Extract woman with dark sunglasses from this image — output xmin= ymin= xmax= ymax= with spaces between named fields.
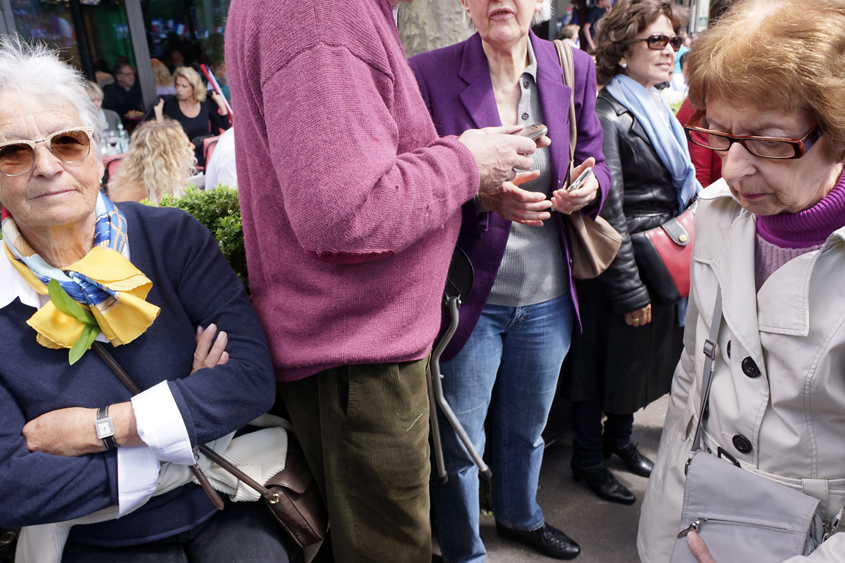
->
xmin=0 ymin=39 xmax=300 ymax=563
xmin=559 ymin=0 xmax=699 ymax=506
xmin=640 ymin=0 xmax=845 ymax=560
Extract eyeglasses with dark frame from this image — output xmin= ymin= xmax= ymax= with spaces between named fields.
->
xmin=684 ymin=112 xmax=822 ymax=160
xmin=630 ymin=34 xmax=683 ymax=52
xmin=0 ymin=127 xmax=95 ymax=177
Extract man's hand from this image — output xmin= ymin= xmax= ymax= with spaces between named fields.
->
xmin=552 ymin=157 xmax=599 ymax=214
xmin=459 ymin=125 xmax=550 ymax=193
xmin=478 ymin=170 xmax=552 ymax=226
xmin=688 ymin=532 xmax=717 ymax=563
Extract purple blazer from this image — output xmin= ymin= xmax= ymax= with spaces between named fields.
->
xmin=409 ymin=31 xmax=611 ymax=361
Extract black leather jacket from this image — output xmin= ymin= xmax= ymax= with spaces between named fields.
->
xmin=594 ymin=89 xmax=679 ymax=315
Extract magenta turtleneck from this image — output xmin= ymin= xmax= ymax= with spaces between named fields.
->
xmin=757 ymin=171 xmax=845 ymax=248
xmin=754 ymin=171 xmax=845 ymax=290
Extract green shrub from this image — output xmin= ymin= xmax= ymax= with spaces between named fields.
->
xmin=157 ymin=186 xmax=249 ymax=292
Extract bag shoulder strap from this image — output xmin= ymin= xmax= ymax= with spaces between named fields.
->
xmin=690 ymin=286 xmax=723 ymax=455
xmin=553 ymin=39 xmax=578 ymax=184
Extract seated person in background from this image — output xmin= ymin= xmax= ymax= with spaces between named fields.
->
xmin=151 ymin=58 xmax=176 ymax=96
xmin=557 ymin=24 xmax=581 ymax=49
xmin=204 ymin=127 xmax=237 ymax=189
xmin=83 ymin=81 xmax=120 ymax=134
xmin=109 ymin=119 xmax=196 ymax=204
xmin=153 ymin=66 xmax=229 ymax=166
xmin=94 ymin=60 xmax=113 ymax=88
xmin=0 ymin=38 xmax=300 ymax=563
xmin=102 ymin=62 xmax=143 ymax=119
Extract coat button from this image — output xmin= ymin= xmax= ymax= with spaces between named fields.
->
xmin=521 ymin=112 xmax=529 ymax=121
xmin=726 ymin=340 xmax=731 ymax=359
xmin=741 ymin=357 xmax=761 ymax=378
xmin=733 ymin=435 xmax=753 ymax=454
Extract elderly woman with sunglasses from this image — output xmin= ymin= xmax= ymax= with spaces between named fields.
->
xmin=0 ymin=40 xmax=300 ymax=562
xmin=560 ymin=0 xmax=698 ymax=506
xmin=637 ymin=0 xmax=845 ymax=561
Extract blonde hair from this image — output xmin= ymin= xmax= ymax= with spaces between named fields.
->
xmin=172 ymin=66 xmax=206 ymax=102
xmin=150 ymin=58 xmax=173 ymax=88
xmin=687 ymin=0 xmax=845 ymax=160
xmin=83 ymin=80 xmax=103 ymax=102
xmin=109 ymin=119 xmax=196 ymax=205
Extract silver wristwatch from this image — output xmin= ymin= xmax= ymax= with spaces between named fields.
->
xmin=95 ymin=406 xmax=117 ymax=450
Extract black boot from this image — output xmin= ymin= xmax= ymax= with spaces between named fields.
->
xmin=603 ymin=442 xmax=654 ymax=477
xmin=571 ymin=462 xmax=636 ymax=505
xmin=495 ymin=521 xmax=581 ymax=560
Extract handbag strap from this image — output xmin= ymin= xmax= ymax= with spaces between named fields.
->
xmin=553 ymin=39 xmax=577 ymax=185
xmin=91 ymin=342 xmax=279 ymax=507
xmin=690 ymin=286 xmax=723 ymax=455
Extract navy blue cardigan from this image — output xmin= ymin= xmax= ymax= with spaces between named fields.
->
xmin=0 ymin=203 xmax=275 ymax=546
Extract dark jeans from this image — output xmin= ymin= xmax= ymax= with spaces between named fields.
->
xmin=62 ymin=501 xmax=302 ymax=563
xmin=571 ymin=400 xmax=634 ymax=469
xmin=278 ymin=359 xmax=432 ymax=563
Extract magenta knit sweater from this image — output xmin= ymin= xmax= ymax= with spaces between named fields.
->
xmin=754 ymin=171 xmax=845 ymax=289
xmin=225 ymin=0 xmax=480 ymax=381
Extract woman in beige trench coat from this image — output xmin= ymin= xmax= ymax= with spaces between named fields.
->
xmin=637 ymin=0 xmax=845 ymax=561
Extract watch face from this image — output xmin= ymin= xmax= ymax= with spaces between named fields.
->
xmin=96 ymin=418 xmax=114 ymax=438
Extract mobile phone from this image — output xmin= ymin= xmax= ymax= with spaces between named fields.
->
xmin=568 ymin=167 xmax=593 ymax=192
xmin=516 ymin=124 xmax=548 ymax=140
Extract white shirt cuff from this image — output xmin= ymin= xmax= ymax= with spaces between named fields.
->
xmin=131 ymin=381 xmax=195 ymax=465
xmin=117 ymin=446 xmax=159 ymax=517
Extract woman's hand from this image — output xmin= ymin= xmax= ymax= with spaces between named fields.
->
xmin=478 ymin=170 xmax=553 ymax=227
xmin=552 ymin=157 xmax=599 ymax=214
xmin=624 ymin=304 xmax=652 ymax=327
xmin=687 ymin=532 xmax=717 ymax=563
xmin=22 ymin=402 xmax=144 ymax=456
xmin=192 ymin=323 xmax=229 ymax=375
xmin=210 ymin=91 xmax=228 ymax=115
xmin=153 ymin=97 xmax=165 ymax=122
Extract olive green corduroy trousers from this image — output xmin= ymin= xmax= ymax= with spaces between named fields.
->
xmin=278 ymin=359 xmax=431 ymax=563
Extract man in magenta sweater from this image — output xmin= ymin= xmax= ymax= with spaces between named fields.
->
xmin=225 ymin=1 xmax=551 ymax=561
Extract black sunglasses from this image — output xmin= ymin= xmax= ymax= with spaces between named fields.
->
xmin=630 ymin=34 xmax=683 ymax=51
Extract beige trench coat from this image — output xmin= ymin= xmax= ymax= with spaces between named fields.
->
xmin=638 ymin=179 xmax=845 ymax=563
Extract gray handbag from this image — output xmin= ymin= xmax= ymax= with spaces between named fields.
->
xmin=669 ymin=286 xmax=826 ymax=563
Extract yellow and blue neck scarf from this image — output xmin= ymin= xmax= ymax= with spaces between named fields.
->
xmin=2 ymin=193 xmax=160 ymax=363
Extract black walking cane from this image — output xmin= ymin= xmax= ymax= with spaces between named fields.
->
xmin=427 ymin=248 xmax=492 ymax=483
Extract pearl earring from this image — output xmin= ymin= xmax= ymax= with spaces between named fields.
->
xmin=620 ymin=61 xmax=628 ymax=68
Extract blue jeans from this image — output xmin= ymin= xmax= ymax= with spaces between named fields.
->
xmin=432 ymin=294 xmax=575 ymax=563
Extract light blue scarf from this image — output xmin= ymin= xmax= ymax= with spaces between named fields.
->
xmin=605 ymin=74 xmax=701 ymax=212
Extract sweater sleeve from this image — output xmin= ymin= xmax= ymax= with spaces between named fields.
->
xmin=262 ymin=43 xmax=479 ymax=264
xmin=161 ymin=211 xmax=276 ymax=447
xmin=0 ymin=379 xmax=118 ymax=527
xmin=572 ymin=51 xmax=610 ymax=219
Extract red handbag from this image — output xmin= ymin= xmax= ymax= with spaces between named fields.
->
xmin=629 ymin=200 xmax=697 ymax=305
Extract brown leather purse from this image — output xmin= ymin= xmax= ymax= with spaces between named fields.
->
xmin=92 ymin=342 xmax=328 ymax=548
xmin=554 ymin=39 xmax=622 ymax=279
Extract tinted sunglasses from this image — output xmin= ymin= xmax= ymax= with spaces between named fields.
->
xmin=0 ymin=127 xmax=95 ymax=177
xmin=630 ymin=34 xmax=683 ymax=51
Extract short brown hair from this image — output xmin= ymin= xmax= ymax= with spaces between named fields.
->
xmin=150 ymin=58 xmax=173 ymax=88
xmin=593 ymin=0 xmax=678 ymax=86
xmin=172 ymin=66 xmax=206 ymax=102
xmin=687 ymin=0 xmax=845 ymax=160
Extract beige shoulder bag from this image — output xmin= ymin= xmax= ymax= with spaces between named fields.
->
xmin=553 ymin=39 xmax=621 ymax=279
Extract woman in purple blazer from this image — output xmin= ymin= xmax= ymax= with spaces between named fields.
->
xmin=409 ymin=1 xmax=609 ymax=560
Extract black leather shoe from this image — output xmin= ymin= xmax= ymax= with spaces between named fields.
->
xmin=603 ymin=442 xmax=654 ymax=477
xmin=571 ymin=462 xmax=636 ymax=505
xmin=495 ymin=521 xmax=581 ymax=560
